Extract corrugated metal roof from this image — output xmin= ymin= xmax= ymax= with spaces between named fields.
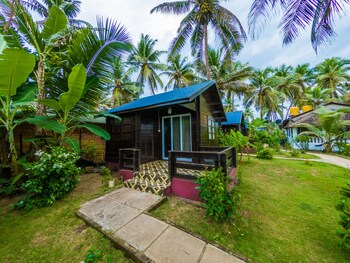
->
xmin=109 ymin=81 xmax=215 ymax=114
xmin=221 ymin=111 xmax=243 ymax=125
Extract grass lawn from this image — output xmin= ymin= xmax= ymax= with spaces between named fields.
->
xmin=0 ymin=173 xmax=132 ymax=263
xmin=150 ymin=158 xmax=350 ymax=262
xmin=274 ymin=150 xmax=320 ymax=159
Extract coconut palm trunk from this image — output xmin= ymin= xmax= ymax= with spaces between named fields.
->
xmin=203 ymin=23 xmax=211 ymax=80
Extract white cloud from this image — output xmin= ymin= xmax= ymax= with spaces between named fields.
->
xmin=79 ymin=0 xmax=350 ymax=70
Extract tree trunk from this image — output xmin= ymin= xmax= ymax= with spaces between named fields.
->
xmin=35 ymin=58 xmax=46 ymax=135
xmin=203 ymin=23 xmax=211 ymax=80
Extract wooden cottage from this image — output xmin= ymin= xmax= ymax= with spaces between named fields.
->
xmin=106 ymin=81 xmax=227 ymax=163
xmin=105 ymin=81 xmax=237 ymax=200
xmin=221 ymin=111 xmax=248 ymax=135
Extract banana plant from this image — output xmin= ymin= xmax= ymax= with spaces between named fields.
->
xmin=0 ymin=48 xmax=36 ymax=175
xmin=38 ymin=63 xmax=120 ymax=147
xmin=1 ymin=1 xmax=69 ymax=117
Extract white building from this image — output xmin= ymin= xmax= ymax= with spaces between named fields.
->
xmin=284 ymin=102 xmax=350 ymax=151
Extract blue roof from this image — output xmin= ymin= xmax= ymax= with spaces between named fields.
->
xmin=109 ymin=81 xmax=216 ymax=114
xmin=221 ymin=111 xmax=243 ymax=126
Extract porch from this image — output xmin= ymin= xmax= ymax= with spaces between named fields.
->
xmin=118 ymin=146 xmax=237 ymax=200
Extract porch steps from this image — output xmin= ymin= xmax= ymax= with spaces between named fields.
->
xmin=123 ymin=160 xmax=171 ymax=196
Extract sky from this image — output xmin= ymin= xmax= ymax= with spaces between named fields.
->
xmin=78 ymin=0 xmax=350 ymax=106
xmin=79 ymin=0 xmax=350 ymax=69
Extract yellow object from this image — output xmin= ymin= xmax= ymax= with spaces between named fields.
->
xmin=302 ymin=105 xmax=313 ymax=113
xmin=290 ymin=107 xmax=300 ymax=116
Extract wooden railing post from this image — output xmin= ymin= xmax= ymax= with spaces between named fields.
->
xmin=219 ymin=152 xmax=227 ymax=176
xmin=232 ymin=147 xmax=237 ymax=168
xmin=133 ymin=149 xmax=140 ymax=172
xmin=168 ymin=151 xmax=175 ymax=178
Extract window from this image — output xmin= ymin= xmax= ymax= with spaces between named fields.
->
xmin=208 ymin=117 xmax=216 ymax=140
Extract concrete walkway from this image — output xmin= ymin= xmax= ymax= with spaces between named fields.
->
xmin=77 ymin=188 xmax=245 ymax=263
xmin=307 ymin=152 xmax=350 ymax=169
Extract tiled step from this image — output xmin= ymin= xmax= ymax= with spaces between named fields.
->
xmin=124 ymin=178 xmax=170 ymax=196
xmin=134 ymin=172 xmax=170 ymax=184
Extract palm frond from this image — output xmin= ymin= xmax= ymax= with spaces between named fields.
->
xmin=150 ymin=1 xmax=191 ymax=15
xmin=279 ymin=0 xmax=316 ymax=46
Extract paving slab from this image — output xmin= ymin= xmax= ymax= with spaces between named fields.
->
xmin=145 ymin=226 xmax=206 ymax=263
xmin=94 ymin=204 xmax=140 ymax=231
xmin=79 ymin=188 xmax=142 ymax=217
xmin=77 ymin=188 xmax=246 ymax=263
xmin=125 ymin=191 xmax=161 ymax=211
xmin=116 ymin=214 xmax=169 ymax=251
xmin=200 ymin=244 xmax=245 ymax=263
xmin=105 ymin=187 xmax=143 ymax=203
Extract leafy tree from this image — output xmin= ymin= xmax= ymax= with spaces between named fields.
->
xmin=249 ymin=0 xmax=350 ymax=52
xmin=20 ymin=0 xmax=87 ymax=27
xmin=1 ymin=1 xmax=69 ymax=117
xmin=219 ymin=129 xmax=251 ymax=161
xmin=151 ymin=0 xmax=247 ymax=80
xmin=161 ymin=54 xmax=196 ymax=90
xmin=297 ymin=107 xmax=350 ymax=153
xmin=244 ymin=68 xmax=279 ymax=120
xmin=273 ymin=64 xmax=308 ymax=120
xmin=128 ymin=34 xmax=165 ymax=95
xmin=111 ymin=56 xmax=141 ymax=107
xmin=200 ymin=47 xmax=252 ymax=111
xmin=302 ymin=86 xmax=331 ymax=108
xmin=314 ymin=57 xmax=350 ymax=98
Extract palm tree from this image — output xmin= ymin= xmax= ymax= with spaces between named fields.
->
xmin=161 ymin=54 xmax=196 ymax=90
xmin=128 ymin=34 xmax=166 ymax=95
xmin=244 ymin=68 xmax=279 ymax=120
xmin=297 ymin=107 xmax=350 ymax=153
xmin=200 ymin=47 xmax=252 ymax=111
xmin=302 ymin=86 xmax=331 ymax=108
xmin=20 ymin=0 xmax=89 ymax=27
xmin=314 ymin=57 xmax=350 ymax=98
xmin=249 ymin=0 xmax=350 ymax=52
xmin=151 ymin=0 xmax=247 ymax=80
xmin=273 ymin=64 xmax=307 ymax=120
xmin=111 ymin=56 xmax=141 ymax=107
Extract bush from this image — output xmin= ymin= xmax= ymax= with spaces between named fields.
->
xmin=99 ymin=166 xmax=111 ymax=177
xmin=335 ymin=179 xmax=350 ymax=250
xmin=290 ymin=149 xmax=300 ymax=157
xmin=337 ymin=142 xmax=350 ymax=157
xmin=195 ymin=168 xmax=240 ymax=222
xmin=16 ymin=147 xmax=80 ymax=210
xmin=100 ymin=166 xmax=114 ymax=187
xmin=294 ymin=135 xmax=310 ymax=152
xmin=256 ymin=148 xmax=274 ymax=159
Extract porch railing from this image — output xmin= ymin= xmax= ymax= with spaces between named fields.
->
xmin=119 ymin=148 xmax=140 ymax=172
xmin=168 ymin=146 xmax=236 ymax=179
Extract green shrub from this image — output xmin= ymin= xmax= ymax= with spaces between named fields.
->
xmin=99 ymin=166 xmax=111 ymax=177
xmin=336 ymin=179 xmax=350 ymax=250
xmin=337 ymin=142 xmax=350 ymax=157
xmin=16 ymin=147 xmax=80 ymax=210
xmin=256 ymin=148 xmax=274 ymax=159
xmin=219 ymin=129 xmax=251 ymax=161
xmin=290 ymin=149 xmax=300 ymax=157
xmin=294 ymin=135 xmax=310 ymax=152
xmin=100 ymin=166 xmax=114 ymax=187
xmin=81 ymin=144 xmax=98 ymax=163
xmin=195 ymin=168 xmax=240 ymax=222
